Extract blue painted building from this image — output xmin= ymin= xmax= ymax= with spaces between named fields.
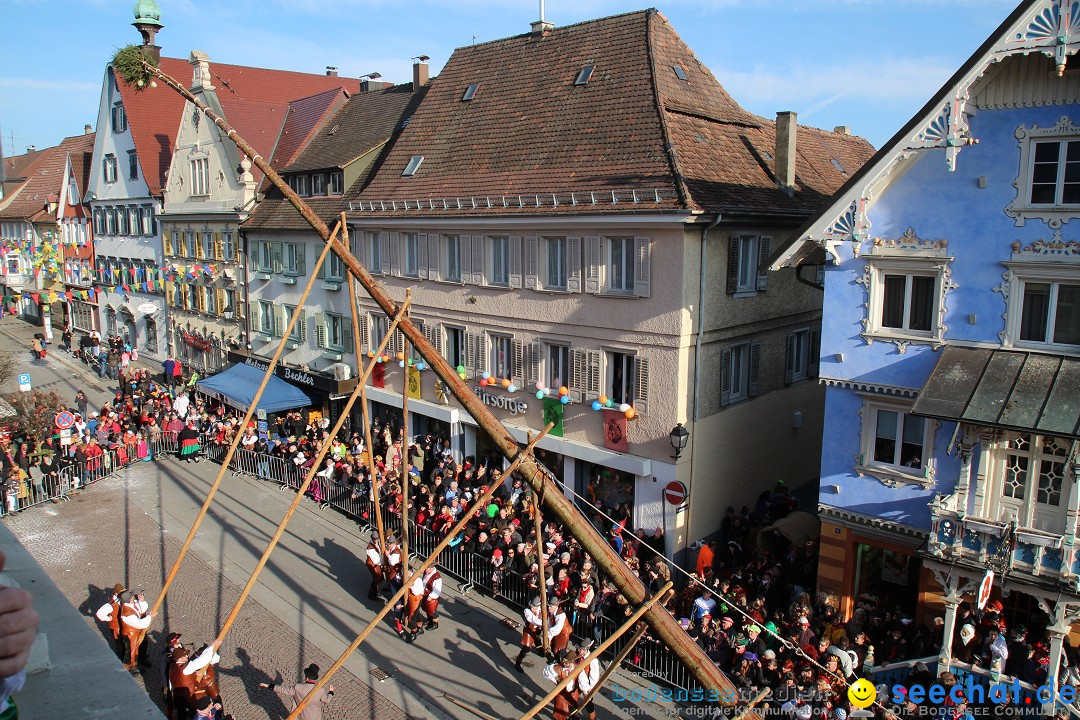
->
xmin=772 ymin=0 xmax=1080 ymax=689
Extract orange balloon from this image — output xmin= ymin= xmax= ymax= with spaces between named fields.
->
xmin=624 ymin=408 xmax=636 ymax=419
xmin=501 ymin=378 xmax=511 ymax=387
xmin=396 ymin=352 xmax=405 ymax=361
xmin=367 ymin=351 xmax=375 ymax=358
xmin=598 ymin=395 xmax=608 ymax=405
xmin=558 ymin=386 xmax=569 ymax=396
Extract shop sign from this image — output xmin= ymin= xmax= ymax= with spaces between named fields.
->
xmin=603 ymin=412 xmax=628 ymax=453
xmin=226 ymin=351 xmax=347 ymax=395
xmin=472 ymin=385 xmax=528 ymax=416
xmin=183 ymin=332 xmax=212 ymax=351
xmin=282 ymin=367 xmax=317 ymax=388
xmin=541 ymin=396 xmax=564 ymax=437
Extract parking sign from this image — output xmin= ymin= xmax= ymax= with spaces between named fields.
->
xmin=17 ymin=374 xmax=30 ymax=393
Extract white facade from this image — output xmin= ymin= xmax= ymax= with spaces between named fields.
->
xmin=87 ymin=68 xmax=166 ymax=356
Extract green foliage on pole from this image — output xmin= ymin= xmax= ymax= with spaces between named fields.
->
xmin=111 ymin=45 xmax=159 ymax=91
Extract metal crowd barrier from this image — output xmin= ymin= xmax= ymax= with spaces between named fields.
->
xmin=3 ymin=431 xmax=701 ymax=693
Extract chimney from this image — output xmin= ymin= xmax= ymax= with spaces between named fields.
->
xmin=532 ymin=0 xmax=554 ymax=35
xmin=26 ymin=146 xmax=37 ymax=155
xmin=775 ymin=111 xmax=797 ymax=190
xmin=412 ymin=60 xmax=429 ymax=91
xmin=833 ymin=125 xmax=851 ymax=136
xmin=325 ymin=66 xmax=338 ymax=77
xmin=84 ymin=124 xmax=93 ymax=135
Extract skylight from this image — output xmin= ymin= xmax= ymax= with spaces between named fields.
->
xmin=673 ymin=64 xmax=688 ymax=81
xmin=831 ymin=159 xmax=847 ymax=174
xmin=574 ymin=65 xmax=595 ymax=86
xmin=402 ymin=155 xmax=424 ymax=177
xmin=462 ymin=83 xmax=479 ymax=101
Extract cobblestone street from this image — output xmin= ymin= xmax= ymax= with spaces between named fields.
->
xmin=7 ymin=467 xmax=406 ymax=720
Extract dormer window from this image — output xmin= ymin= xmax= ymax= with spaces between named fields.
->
xmin=672 ymin=64 xmax=688 ymax=81
xmin=329 ymin=171 xmax=344 ymax=195
xmin=402 ymin=156 xmax=424 ymax=177
xmin=288 ymin=174 xmax=310 ymax=197
xmin=574 ymin=65 xmax=595 ymax=86
xmin=462 ymin=83 xmax=479 ymax=101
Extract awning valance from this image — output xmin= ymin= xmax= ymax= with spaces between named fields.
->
xmin=196 ymin=362 xmax=312 ymax=414
xmin=911 ymin=346 xmax=1080 ymax=440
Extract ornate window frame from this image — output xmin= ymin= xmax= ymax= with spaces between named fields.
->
xmin=855 ymin=228 xmax=955 ymax=353
xmin=856 ymin=393 xmax=937 ymax=489
xmin=1006 ymin=116 xmax=1080 ymax=228
xmin=997 ymin=245 xmax=1080 ymax=350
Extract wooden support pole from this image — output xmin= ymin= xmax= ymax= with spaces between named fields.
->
xmin=531 ymin=461 xmax=551 ymax=653
xmin=400 ymin=288 xmax=411 ymax=574
xmin=140 ymin=57 xmax=738 ymax=703
xmin=442 ymin=694 xmax=501 ymax=720
xmin=569 ymin=623 xmax=649 ymax=717
xmin=144 ymin=226 xmax=338 ymax=625
xmin=209 ymin=298 xmax=408 ymax=651
xmin=516 ymin=581 xmax=673 ymax=720
xmin=285 ymin=424 xmax=555 ymax=720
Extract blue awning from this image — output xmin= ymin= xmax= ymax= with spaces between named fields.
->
xmin=196 ymin=363 xmax=312 ymax=414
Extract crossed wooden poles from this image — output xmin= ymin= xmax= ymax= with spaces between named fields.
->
xmin=131 ymin=52 xmax=739 ymax=718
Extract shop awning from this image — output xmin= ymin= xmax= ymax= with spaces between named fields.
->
xmin=911 ymin=346 xmax=1080 ymax=440
xmin=196 ymin=362 xmax=312 ymax=414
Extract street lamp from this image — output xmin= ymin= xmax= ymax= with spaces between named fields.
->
xmin=669 ymin=423 xmax=689 ymax=461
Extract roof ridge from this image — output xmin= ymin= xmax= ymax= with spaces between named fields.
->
xmin=645 ymin=9 xmax=690 ymax=210
xmin=452 ymin=7 xmax=654 ymax=51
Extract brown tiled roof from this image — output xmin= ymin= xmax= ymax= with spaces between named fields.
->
xmin=63 ymin=133 xmax=94 ymax=220
xmin=0 ymin=133 xmax=96 ymax=221
xmin=3 ymin=148 xmax=51 ymax=182
xmin=271 ymin=88 xmax=351 ymax=173
xmin=118 ymin=56 xmax=362 ymax=197
xmin=286 ymin=83 xmax=426 ymax=173
xmin=245 ymin=83 xmax=427 ymax=231
xmin=345 ymin=9 xmax=873 ymax=218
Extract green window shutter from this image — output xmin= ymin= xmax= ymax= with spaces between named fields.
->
xmin=343 ymin=317 xmax=354 ymax=354
xmin=314 ymin=312 xmax=326 ymax=348
xmin=272 ymin=242 xmax=283 ymax=273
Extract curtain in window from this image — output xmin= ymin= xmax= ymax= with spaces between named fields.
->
xmin=1020 ymin=283 xmax=1051 ymax=342
xmin=1053 ymin=284 xmax=1080 ymax=345
xmin=908 ymin=276 xmax=935 ymax=332
xmin=881 ymin=276 xmax=906 ymax=329
xmin=900 ymin=415 xmax=925 ymax=469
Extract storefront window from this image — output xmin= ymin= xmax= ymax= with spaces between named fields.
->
xmin=579 ymin=461 xmax=634 ymax=515
xmin=852 ymin=544 xmax=919 ymax=615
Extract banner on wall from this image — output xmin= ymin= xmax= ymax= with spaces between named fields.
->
xmin=603 ymin=412 xmax=629 ymax=453
xmin=372 ymin=361 xmax=385 ymax=389
xmin=542 ymin=397 xmax=564 ymax=437
xmin=407 ymin=367 xmax=421 ymax=399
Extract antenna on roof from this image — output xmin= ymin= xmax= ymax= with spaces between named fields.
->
xmin=531 ymin=0 xmax=554 ymax=35
xmin=539 ymin=0 xmax=546 ymax=23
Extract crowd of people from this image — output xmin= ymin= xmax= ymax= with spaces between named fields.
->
xmin=9 ymin=338 xmax=1074 ymax=720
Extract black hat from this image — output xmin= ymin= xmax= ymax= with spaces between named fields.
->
xmin=304 ymin=663 xmax=320 ymax=680
xmin=195 ymin=696 xmax=213 ymax=710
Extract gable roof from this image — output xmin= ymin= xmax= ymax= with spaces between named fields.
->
xmin=244 ymin=83 xmax=427 ymax=231
xmin=768 ymin=0 xmax=1069 ymax=269
xmin=0 ymin=133 xmax=95 ymax=222
xmin=346 ymin=9 xmax=873 ymax=218
xmin=117 ymin=56 xmax=362 ymax=197
xmin=270 ymin=87 xmax=351 ymax=173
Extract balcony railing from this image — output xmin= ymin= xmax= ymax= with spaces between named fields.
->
xmin=927 ymin=500 xmax=1079 ymax=590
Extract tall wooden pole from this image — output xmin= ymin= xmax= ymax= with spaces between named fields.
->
xmin=400 ymin=288 xmax=411 ymax=575
xmin=531 ymin=458 xmax=551 ymax=653
xmin=145 ymin=228 xmax=337 ymax=623
xmin=516 ymin=582 xmax=673 ymax=720
xmin=210 ymin=299 xmax=408 ymax=651
xmin=285 ymin=424 xmax=554 ymax=720
xmin=140 ymin=57 xmax=738 ymax=703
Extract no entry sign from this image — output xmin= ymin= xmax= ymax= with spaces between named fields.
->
xmin=55 ymin=411 xmax=75 ymax=430
xmin=664 ymin=481 xmax=688 ymax=506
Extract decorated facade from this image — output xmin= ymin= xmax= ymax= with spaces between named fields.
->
xmin=770 ymin=0 xmax=1080 ymax=692
xmin=245 ymin=11 xmax=874 ymax=558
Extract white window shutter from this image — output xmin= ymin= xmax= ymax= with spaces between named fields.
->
xmin=428 ymin=234 xmax=441 ymax=281
xmin=389 ymin=232 xmax=401 ymax=276
xmin=418 ymin=233 xmax=429 ymax=279
xmin=380 ymin=232 xmax=391 ymax=275
xmin=633 ymin=355 xmax=649 ymax=415
xmin=511 ymin=338 xmax=524 ymax=386
xmin=272 ymin=241 xmax=283 ymax=274
xmin=509 ymin=236 xmax=523 ymax=289
xmin=809 ymin=329 xmax=821 ymax=379
xmin=524 ymin=236 xmax=539 ymax=290
xmin=433 ymin=324 xmax=444 ymax=358
xmin=720 ymin=348 xmax=732 ymax=406
xmin=273 ymin=305 xmax=284 ymax=337
xmin=569 ymin=347 xmax=585 ymax=402
xmin=464 ymin=331 xmax=476 ymax=376
xmin=784 ymin=332 xmax=795 ymax=385
xmin=757 ymin=236 xmax=772 ymax=291
xmin=584 ymin=236 xmax=601 ymax=293
xmin=567 ymin=237 xmax=582 ymax=292
xmin=472 ymin=235 xmax=485 ymax=284
xmin=299 ymin=311 xmax=308 ymax=345
xmin=249 ymin=306 xmax=259 ymax=334
xmin=587 ymin=350 xmax=602 ymax=397
xmin=476 ymin=332 xmax=488 ymax=375
xmin=526 ymin=341 xmax=540 ymax=385
xmin=315 ymin=311 xmax=327 ymax=348
xmin=634 ymin=236 xmax=651 ymax=298
xmin=749 ymin=341 xmax=762 ymax=397
xmin=460 ymin=236 xmax=473 ymax=284
xmin=359 ymin=313 xmax=370 ymax=354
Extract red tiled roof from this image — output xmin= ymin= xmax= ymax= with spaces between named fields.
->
xmin=0 ymin=133 xmax=96 ymax=221
xmin=117 ymin=56 xmax=362 ymax=197
xmin=347 ymin=10 xmax=873 ymax=218
xmin=271 ymin=87 xmax=350 ymax=173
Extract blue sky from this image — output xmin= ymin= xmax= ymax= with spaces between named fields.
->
xmin=2 ymin=0 xmax=1017 ymax=158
